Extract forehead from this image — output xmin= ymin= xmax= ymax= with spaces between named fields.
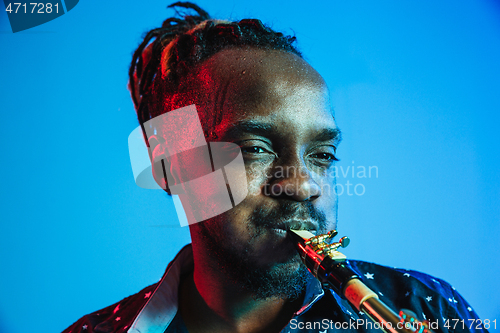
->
xmin=193 ymin=48 xmax=336 ymax=139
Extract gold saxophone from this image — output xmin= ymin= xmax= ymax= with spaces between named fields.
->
xmin=288 ymin=229 xmax=435 ymax=333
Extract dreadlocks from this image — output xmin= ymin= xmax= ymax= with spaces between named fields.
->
xmin=129 ymin=2 xmax=301 ymax=135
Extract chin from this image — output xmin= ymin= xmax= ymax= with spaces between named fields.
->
xmin=248 ymin=231 xmax=300 ymax=266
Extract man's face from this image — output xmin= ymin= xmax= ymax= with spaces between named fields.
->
xmin=176 ymin=48 xmax=340 ymax=297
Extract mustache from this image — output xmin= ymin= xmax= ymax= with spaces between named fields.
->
xmin=250 ymin=201 xmax=328 ymax=233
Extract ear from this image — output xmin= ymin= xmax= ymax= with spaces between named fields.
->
xmin=147 ymin=135 xmax=172 ymax=194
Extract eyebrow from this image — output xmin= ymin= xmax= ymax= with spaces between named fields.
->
xmin=224 ymin=120 xmax=277 ymax=138
xmin=221 ymin=120 xmax=342 ymax=145
xmin=314 ymin=128 xmax=342 ymax=146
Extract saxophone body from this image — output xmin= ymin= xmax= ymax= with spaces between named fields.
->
xmin=288 ymin=229 xmax=435 ymax=333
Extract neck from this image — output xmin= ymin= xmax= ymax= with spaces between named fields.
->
xmin=178 ymin=241 xmax=304 ymax=333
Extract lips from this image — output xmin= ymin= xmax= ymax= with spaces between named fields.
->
xmin=271 ymin=220 xmax=318 ymax=235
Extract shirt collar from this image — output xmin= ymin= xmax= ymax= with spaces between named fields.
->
xmin=128 ymin=245 xmax=193 ymax=333
xmin=128 ymin=244 xmax=325 ymax=332
xmin=296 ymin=274 xmax=325 ymax=316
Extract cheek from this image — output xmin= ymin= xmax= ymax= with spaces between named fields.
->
xmin=244 ymin=162 xmax=272 ymax=195
xmin=320 ymin=181 xmax=338 ymax=213
xmin=167 ymin=147 xmax=213 ymax=186
xmin=214 ymin=164 xmax=271 ymax=236
xmin=313 ymin=173 xmax=338 ymax=226
xmin=313 ymin=169 xmax=337 ymax=196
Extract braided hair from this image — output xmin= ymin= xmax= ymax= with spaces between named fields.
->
xmin=129 ymin=2 xmax=301 ymax=137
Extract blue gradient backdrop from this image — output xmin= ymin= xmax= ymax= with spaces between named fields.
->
xmin=1 ymin=1 xmax=499 ymax=332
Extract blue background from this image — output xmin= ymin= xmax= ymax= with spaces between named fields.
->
xmin=1 ymin=1 xmax=499 ymax=332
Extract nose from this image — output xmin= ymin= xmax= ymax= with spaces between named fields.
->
xmin=266 ymin=163 xmax=322 ymax=201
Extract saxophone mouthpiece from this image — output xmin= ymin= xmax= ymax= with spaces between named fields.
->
xmin=288 ymin=229 xmax=315 ymax=241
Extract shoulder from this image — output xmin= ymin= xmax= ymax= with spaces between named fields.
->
xmin=61 ymin=283 xmax=158 ymax=333
xmin=347 ymin=260 xmax=486 ymax=332
xmin=349 ymin=260 xmax=453 ymax=294
xmin=61 ymin=245 xmax=192 ymax=333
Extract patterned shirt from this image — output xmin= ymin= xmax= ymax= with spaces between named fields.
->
xmin=62 ymin=245 xmax=489 ymax=333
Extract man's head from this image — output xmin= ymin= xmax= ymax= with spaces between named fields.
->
xmin=129 ymin=2 xmax=300 ymax=134
xmin=130 ymin=2 xmax=341 ymax=299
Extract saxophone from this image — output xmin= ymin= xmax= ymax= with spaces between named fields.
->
xmin=288 ymin=229 xmax=435 ymax=333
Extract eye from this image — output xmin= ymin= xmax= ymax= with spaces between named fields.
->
xmin=238 ymin=141 xmax=277 ymax=163
xmin=308 ymin=146 xmax=340 ymax=169
xmin=241 ymin=146 xmax=268 ymax=154
xmin=310 ymin=152 xmax=339 ymax=162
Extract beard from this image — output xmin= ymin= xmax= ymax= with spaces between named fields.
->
xmin=196 ymin=200 xmax=330 ymax=300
